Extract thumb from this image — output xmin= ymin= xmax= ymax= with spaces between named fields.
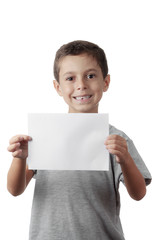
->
xmin=116 ymin=156 xmax=121 ymax=163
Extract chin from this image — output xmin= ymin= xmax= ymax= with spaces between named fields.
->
xmin=77 ymin=106 xmax=98 ymax=113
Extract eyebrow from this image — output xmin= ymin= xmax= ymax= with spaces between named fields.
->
xmin=63 ymin=68 xmax=98 ymax=77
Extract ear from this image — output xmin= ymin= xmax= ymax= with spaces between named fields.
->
xmin=53 ymin=80 xmax=63 ymax=97
xmin=103 ymin=74 xmax=110 ymax=92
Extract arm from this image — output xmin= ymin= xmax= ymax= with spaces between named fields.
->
xmin=7 ymin=135 xmax=34 ymax=196
xmin=105 ymin=135 xmax=146 ymax=200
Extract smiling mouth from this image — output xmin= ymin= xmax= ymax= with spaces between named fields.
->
xmin=72 ymin=95 xmax=93 ymax=104
xmin=73 ymin=95 xmax=92 ymax=100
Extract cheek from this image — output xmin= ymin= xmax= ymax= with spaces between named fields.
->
xmin=92 ymin=83 xmax=103 ymax=94
xmin=93 ymin=84 xmax=104 ymax=101
xmin=61 ymin=84 xmax=71 ymax=93
xmin=61 ymin=86 xmax=73 ymax=99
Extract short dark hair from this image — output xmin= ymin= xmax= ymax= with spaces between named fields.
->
xmin=53 ymin=40 xmax=108 ymax=83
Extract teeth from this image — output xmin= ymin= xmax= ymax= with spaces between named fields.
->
xmin=75 ymin=95 xmax=91 ymax=100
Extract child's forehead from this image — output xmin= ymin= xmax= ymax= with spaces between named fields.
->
xmin=59 ymin=54 xmax=99 ymax=72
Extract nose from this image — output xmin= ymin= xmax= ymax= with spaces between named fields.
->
xmin=76 ymin=77 xmax=87 ymax=90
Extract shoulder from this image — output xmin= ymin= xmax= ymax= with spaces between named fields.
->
xmin=109 ymin=124 xmax=136 ymax=152
xmin=109 ymin=124 xmax=130 ymax=141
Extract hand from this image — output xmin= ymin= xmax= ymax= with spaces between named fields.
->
xmin=7 ymin=135 xmax=32 ymax=160
xmin=104 ymin=134 xmax=130 ymax=164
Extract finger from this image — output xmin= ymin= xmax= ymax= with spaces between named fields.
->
xmin=22 ymin=135 xmax=32 ymax=141
xmin=106 ymin=144 xmax=126 ymax=153
xmin=104 ymin=139 xmax=126 ymax=146
xmin=12 ymin=149 xmax=22 ymax=158
xmin=9 ymin=136 xmax=22 ymax=144
xmin=7 ymin=142 xmax=20 ymax=152
xmin=107 ymin=148 xmax=123 ymax=158
xmin=9 ymin=135 xmax=32 ymax=144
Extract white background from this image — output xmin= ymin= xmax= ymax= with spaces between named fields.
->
xmin=0 ymin=0 xmax=159 ymax=239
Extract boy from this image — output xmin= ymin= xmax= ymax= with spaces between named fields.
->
xmin=7 ymin=40 xmax=152 ymax=240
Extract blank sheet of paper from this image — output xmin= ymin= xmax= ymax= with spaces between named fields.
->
xmin=27 ymin=113 xmax=109 ymax=171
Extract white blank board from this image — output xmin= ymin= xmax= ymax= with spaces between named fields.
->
xmin=28 ymin=113 xmax=109 ymax=170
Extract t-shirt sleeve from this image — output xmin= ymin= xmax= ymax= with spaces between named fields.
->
xmin=119 ymin=138 xmax=152 ymax=186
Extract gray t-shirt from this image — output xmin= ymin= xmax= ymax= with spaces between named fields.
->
xmin=29 ymin=125 xmax=151 ymax=240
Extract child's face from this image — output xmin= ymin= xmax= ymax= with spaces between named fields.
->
xmin=53 ymin=54 xmax=110 ymax=113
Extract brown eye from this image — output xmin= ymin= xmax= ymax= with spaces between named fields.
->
xmin=87 ymin=74 xmax=95 ymax=79
xmin=67 ymin=77 xmax=73 ymax=81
